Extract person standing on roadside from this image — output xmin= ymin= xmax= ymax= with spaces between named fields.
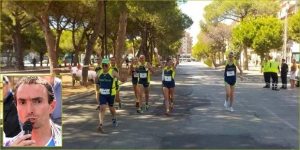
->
xmin=262 ymin=55 xmax=271 ymax=88
xmin=290 ymin=59 xmax=297 ymax=89
xmin=269 ymin=58 xmax=280 ymax=91
xmin=280 ymin=59 xmax=288 ymax=89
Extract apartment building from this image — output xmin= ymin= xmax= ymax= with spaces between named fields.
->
xmin=278 ymin=0 xmax=299 ymax=64
xmin=178 ymin=31 xmax=193 ymax=54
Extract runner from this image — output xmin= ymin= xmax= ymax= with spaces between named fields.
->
xmin=110 ymin=51 xmax=130 ymax=109
xmin=136 ymin=55 xmax=156 ymax=113
xmin=86 ymin=58 xmax=126 ymax=133
xmin=154 ymin=48 xmax=179 ymax=115
xmin=128 ymin=57 xmax=140 ymax=107
xmin=213 ymin=51 xmax=243 ymax=112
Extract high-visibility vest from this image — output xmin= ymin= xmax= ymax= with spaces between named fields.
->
xmin=263 ymin=60 xmax=271 ymax=72
xmin=269 ymin=61 xmax=279 ymax=73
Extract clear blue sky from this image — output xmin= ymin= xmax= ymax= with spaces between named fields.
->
xmin=179 ymin=1 xmax=212 ymax=46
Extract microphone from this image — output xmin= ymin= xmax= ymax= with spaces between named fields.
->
xmin=23 ymin=120 xmax=33 ymax=140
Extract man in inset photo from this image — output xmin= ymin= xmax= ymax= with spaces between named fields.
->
xmin=4 ymin=76 xmax=62 ymax=147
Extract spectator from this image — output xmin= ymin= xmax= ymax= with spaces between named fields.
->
xmin=3 ymin=76 xmax=22 ymax=138
xmin=32 ymin=57 xmax=36 ymax=68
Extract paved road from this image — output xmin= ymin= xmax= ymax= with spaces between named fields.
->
xmin=59 ymin=62 xmax=299 ymax=149
xmin=2 ymin=62 xmax=298 ymax=149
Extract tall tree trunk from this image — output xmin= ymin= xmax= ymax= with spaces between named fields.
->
xmin=40 ymin=14 xmax=58 ymax=74
xmin=132 ymin=39 xmax=135 ymax=56
xmin=55 ymin=30 xmax=62 ymax=60
xmin=115 ymin=10 xmax=128 ymax=71
xmin=13 ymin=20 xmax=25 ymax=70
xmin=243 ymin=44 xmax=249 ymax=70
xmin=72 ymin=26 xmax=87 ymax=66
xmin=82 ymin=0 xmax=104 ymax=85
xmin=137 ymin=23 xmax=148 ymax=58
xmin=12 ymin=1 xmax=58 ymax=74
xmin=12 ymin=32 xmax=24 ymax=70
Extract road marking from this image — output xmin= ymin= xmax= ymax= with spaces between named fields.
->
xmin=263 ymin=107 xmax=299 ymax=133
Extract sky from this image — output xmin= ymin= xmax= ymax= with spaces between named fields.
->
xmin=179 ymin=1 xmax=212 ymax=46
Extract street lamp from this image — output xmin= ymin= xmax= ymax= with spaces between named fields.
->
xmin=283 ymin=1 xmax=289 ymax=62
xmin=104 ymin=0 xmax=108 ymax=58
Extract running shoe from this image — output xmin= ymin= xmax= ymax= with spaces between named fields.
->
xmin=224 ymin=101 xmax=228 ymax=108
xmin=170 ymin=103 xmax=174 ymax=110
xmin=135 ymin=100 xmax=139 ymax=107
xmin=97 ymin=124 xmax=104 ymax=133
xmin=137 ymin=107 xmax=143 ymax=113
xmin=165 ymin=111 xmax=170 ymax=116
xmin=119 ymin=102 xmax=122 ymax=109
xmin=112 ymin=117 xmax=118 ymax=127
xmin=230 ymin=107 xmax=234 ymax=112
xmin=146 ymin=104 xmax=150 ymax=111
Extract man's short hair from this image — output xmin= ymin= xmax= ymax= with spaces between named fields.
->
xmin=282 ymin=59 xmax=286 ymax=61
xmin=14 ymin=76 xmax=54 ymax=105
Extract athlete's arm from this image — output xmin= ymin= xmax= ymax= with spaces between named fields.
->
xmin=85 ymin=76 xmax=99 ymax=87
xmin=113 ymin=70 xmax=126 ymax=82
xmin=236 ymin=61 xmax=243 ymax=77
xmin=128 ymin=64 xmax=133 ymax=75
xmin=119 ymin=51 xmax=130 ymax=66
xmin=155 ymin=51 xmax=164 ymax=68
xmin=173 ymin=54 xmax=180 ymax=69
xmin=213 ymin=60 xmax=226 ymax=68
xmin=148 ymin=63 xmax=156 ymax=74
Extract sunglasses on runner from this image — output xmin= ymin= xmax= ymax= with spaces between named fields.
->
xmin=102 ymin=64 xmax=108 ymax=67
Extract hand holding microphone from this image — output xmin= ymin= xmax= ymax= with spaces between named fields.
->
xmin=23 ymin=120 xmax=33 ymax=140
xmin=8 ymin=120 xmax=35 ymax=146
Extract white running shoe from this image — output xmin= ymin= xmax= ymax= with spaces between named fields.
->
xmin=230 ymin=107 xmax=234 ymax=112
xmin=224 ymin=101 xmax=228 ymax=108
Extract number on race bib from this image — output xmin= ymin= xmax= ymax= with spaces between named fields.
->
xmin=134 ymin=73 xmax=139 ymax=78
xmin=140 ymin=73 xmax=147 ymax=78
xmin=226 ymin=71 xmax=235 ymax=76
xmin=100 ymin=88 xmax=110 ymax=95
xmin=164 ymin=76 xmax=172 ymax=81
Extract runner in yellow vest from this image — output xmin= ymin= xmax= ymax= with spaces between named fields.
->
xmin=110 ymin=51 xmax=130 ymax=109
xmin=269 ymin=58 xmax=280 ymax=91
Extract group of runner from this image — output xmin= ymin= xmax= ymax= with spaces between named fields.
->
xmin=87 ymin=49 xmax=244 ymax=133
xmin=86 ymin=49 xmax=180 ymax=133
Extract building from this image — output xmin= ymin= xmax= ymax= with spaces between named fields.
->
xmin=278 ymin=0 xmax=299 ymax=64
xmin=178 ymin=31 xmax=193 ymax=54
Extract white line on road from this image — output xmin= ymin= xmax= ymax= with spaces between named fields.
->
xmin=263 ymin=107 xmax=299 ymax=133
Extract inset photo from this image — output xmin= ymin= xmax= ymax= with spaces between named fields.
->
xmin=2 ymin=75 xmax=62 ymax=147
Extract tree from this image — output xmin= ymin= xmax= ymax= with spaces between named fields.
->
xmin=204 ymin=0 xmax=280 ymax=70
xmin=288 ymin=10 xmax=300 ymax=43
xmin=232 ymin=15 xmax=283 ymax=64
xmin=1 ymin=2 xmax=35 ymax=70
xmin=82 ymin=0 xmax=104 ymax=85
xmin=25 ymin=22 xmax=47 ymax=66
xmin=11 ymin=1 xmax=60 ymax=74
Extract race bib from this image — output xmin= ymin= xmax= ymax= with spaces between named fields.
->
xmin=100 ymin=88 xmax=110 ymax=95
xmin=226 ymin=71 xmax=235 ymax=76
xmin=134 ymin=73 xmax=139 ymax=78
xmin=164 ymin=76 xmax=172 ymax=81
xmin=140 ymin=73 xmax=147 ymax=78
xmin=114 ymin=77 xmax=118 ymax=81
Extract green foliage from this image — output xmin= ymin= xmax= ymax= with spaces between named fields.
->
xmin=288 ymin=10 xmax=300 ymax=42
xmin=232 ymin=15 xmax=283 ymax=57
xmin=24 ymin=22 xmax=47 ymax=54
xmin=204 ymin=0 xmax=280 ymax=25
xmin=192 ymin=40 xmax=212 ymax=60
